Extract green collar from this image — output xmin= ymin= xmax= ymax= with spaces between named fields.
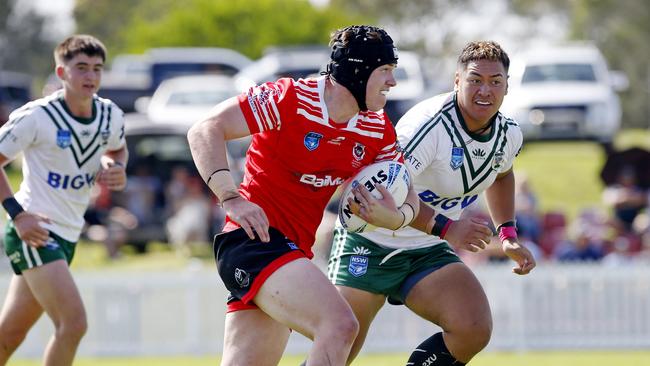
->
xmin=453 ymin=92 xmax=496 ymax=143
xmin=58 ymin=95 xmax=96 ymax=124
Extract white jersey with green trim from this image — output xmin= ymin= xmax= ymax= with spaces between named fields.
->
xmin=0 ymin=90 xmax=126 ymax=242
xmin=359 ymin=91 xmax=523 ymax=249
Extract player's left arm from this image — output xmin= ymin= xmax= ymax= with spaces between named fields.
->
xmin=485 ymin=168 xmax=536 ymax=275
xmin=98 ymin=145 xmax=128 ymax=191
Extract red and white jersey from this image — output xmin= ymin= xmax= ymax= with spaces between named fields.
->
xmin=232 ymin=76 xmax=401 ymax=257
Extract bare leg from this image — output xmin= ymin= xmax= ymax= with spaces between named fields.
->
xmin=221 ymin=309 xmax=290 ymax=366
xmin=254 ymin=258 xmax=359 ymax=366
xmin=22 ymin=260 xmax=87 ymax=366
xmin=405 ymin=262 xmax=492 ymax=363
xmin=335 ymin=286 xmax=385 ymax=365
xmin=0 ymin=275 xmax=44 ymax=365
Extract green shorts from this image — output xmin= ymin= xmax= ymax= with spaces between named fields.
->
xmin=328 ymin=227 xmax=461 ymax=304
xmin=4 ymin=221 xmax=76 ymax=275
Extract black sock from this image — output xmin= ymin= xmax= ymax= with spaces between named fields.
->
xmin=405 ymin=332 xmax=466 ymax=366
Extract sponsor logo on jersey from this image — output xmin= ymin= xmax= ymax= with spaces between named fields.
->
xmin=450 ymin=147 xmax=464 ymax=170
xmin=287 ymin=241 xmax=298 ymax=250
xmin=348 ymin=255 xmax=368 ymax=277
xmin=100 ymin=129 xmax=110 ymax=145
xmin=327 ymin=136 xmax=346 ymax=145
xmin=47 ymin=171 xmax=96 ymax=190
xmin=404 ymin=153 xmax=423 ymax=170
xmin=492 ymin=150 xmax=505 ymax=171
xmin=299 ymin=174 xmax=345 ymax=187
xmin=234 ymin=268 xmax=250 ymax=288
xmin=56 ymin=130 xmax=72 ymax=149
xmin=419 ymin=190 xmax=478 ymax=211
xmin=353 ymin=142 xmax=366 ymax=161
xmin=80 ymin=129 xmax=92 ymax=138
xmin=304 ymin=132 xmax=323 ymax=151
xmin=472 ymin=148 xmax=486 ymax=159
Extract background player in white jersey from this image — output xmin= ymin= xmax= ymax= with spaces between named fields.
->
xmin=0 ymin=35 xmax=127 ymax=366
xmin=328 ymin=41 xmax=536 ymax=365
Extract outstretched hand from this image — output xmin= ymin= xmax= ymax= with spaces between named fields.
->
xmin=444 ymin=217 xmax=493 ymax=252
xmin=502 ymin=238 xmax=536 ymax=275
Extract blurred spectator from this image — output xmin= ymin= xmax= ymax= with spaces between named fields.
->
xmin=602 ymin=165 xmax=648 ymax=232
xmin=602 ymin=236 xmax=635 ymax=266
xmin=514 ymin=172 xmax=542 ymax=242
xmin=554 ymin=208 xmax=607 ymax=262
xmin=165 ymin=177 xmax=212 ymax=255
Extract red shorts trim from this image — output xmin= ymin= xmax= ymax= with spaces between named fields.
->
xmin=227 ymin=250 xmax=305 ymax=313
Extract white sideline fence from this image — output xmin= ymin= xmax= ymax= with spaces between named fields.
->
xmin=2 ymin=262 xmax=650 ymax=357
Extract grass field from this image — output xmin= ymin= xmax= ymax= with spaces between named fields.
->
xmin=12 ymin=351 xmax=650 ymax=365
xmin=513 ymin=128 xmax=650 ymax=220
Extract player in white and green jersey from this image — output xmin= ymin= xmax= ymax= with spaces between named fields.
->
xmin=328 ymin=41 xmax=536 ymax=366
xmin=0 ymin=35 xmax=128 ymax=366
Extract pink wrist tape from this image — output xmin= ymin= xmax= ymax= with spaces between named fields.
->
xmin=498 ymin=226 xmax=517 ymax=242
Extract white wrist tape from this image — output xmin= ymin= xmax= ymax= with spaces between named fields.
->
xmin=206 ymin=170 xmax=239 ymax=202
xmin=398 ymin=202 xmax=416 ymax=229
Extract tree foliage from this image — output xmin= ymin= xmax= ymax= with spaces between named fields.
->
xmin=75 ymin=0 xmax=370 ymax=60
xmin=510 ymin=0 xmax=650 ymax=128
xmin=0 ymin=0 xmax=56 ymax=77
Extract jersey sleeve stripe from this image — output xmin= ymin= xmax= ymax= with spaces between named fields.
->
xmin=245 ymin=92 xmax=266 ymax=132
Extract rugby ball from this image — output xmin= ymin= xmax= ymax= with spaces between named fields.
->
xmin=338 ymin=161 xmax=411 ymax=233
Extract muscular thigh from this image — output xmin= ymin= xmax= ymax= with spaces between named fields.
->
xmin=255 ymin=258 xmax=352 ymax=339
xmin=405 ymin=262 xmax=491 ymax=330
xmin=222 ymin=309 xmax=290 ymax=366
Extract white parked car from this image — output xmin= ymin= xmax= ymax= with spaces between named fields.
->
xmin=501 ymin=43 xmax=628 ymax=143
xmin=136 ymin=74 xmax=238 ymax=126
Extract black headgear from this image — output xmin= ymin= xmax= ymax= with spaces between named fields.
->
xmin=327 ymin=25 xmax=398 ymax=111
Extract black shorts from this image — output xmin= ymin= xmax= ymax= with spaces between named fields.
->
xmin=213 ymin=227 xmax=306 ymax=310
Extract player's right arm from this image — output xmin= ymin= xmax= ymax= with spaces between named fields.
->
xmin=187 ymin=96 xmax=270 ymax=242
xmin=0 ymin=153 xmax=50 ymax=248
xmin=0 ymin=107 xmax=53 ymax=248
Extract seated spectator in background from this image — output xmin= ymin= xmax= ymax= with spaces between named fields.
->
xmin=554 ymin=209 xmax=607 ymax=262
xmin=514 ymin=172 xmax=542 ymax=242
xmin=602 ymin=236 xmax=635 ymax=266
xmin=602 ymin=166 xmax=648 ymax=232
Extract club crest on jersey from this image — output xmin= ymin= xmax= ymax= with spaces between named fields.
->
xmin=353 ymin=143 xmax=366 ymax=161
xmin=56 ymin=130 xmax=72 ymax=149
xmin=100 ymin=129 xmax=110 ymax=145
xmin=450 ymin=147 xmax=464 ymax=170
xmin=304 ymin=132 xmax=323 ymax=151
xmin=492 ymin=150 xmax=505 ymax=171
xmin=348 ymin=255 xmax=368 ymax=277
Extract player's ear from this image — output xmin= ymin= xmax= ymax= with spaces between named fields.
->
xmin=454 ymin=71 xmax=460 ymax=91
xmin=55 ymin=64 xmax=65 ymax=80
